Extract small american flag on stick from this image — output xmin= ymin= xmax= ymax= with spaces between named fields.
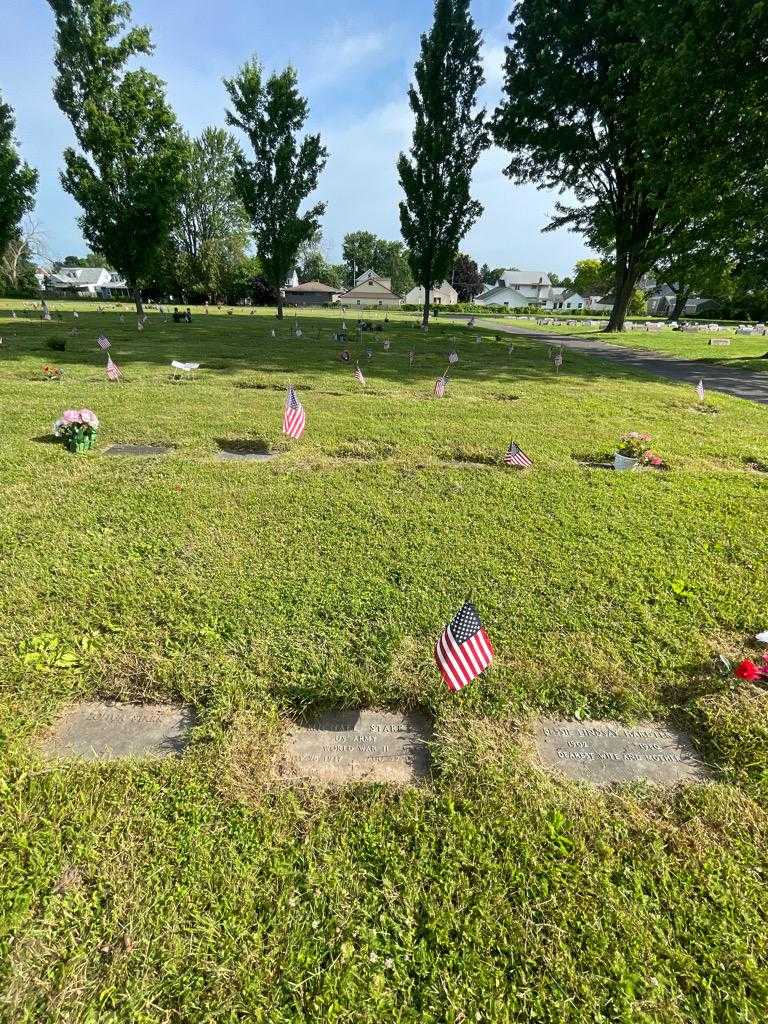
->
xmin=435 ymin=601 xmax=494 ymax=692
xmin=448 ymin=350 xmax=459 ymax=364
xmin=696 ymin=379 xmax=705 ymax=401
xmin=354 ymin=365 xmax=366 ymax=385
xmin=409 ymin=349 xmax=415 ymax=366
xmin=283 ymin=385 xmax=306 ymax=439
xmin=434 ymin=372 xmax=447 ymax=398
xmin=97 ymin=335 xmax=111 ymax=351
xmin=106 ymin=355 xmax=122 ymax=381
xmin=504 ymin=441 xmax=532 ymax=469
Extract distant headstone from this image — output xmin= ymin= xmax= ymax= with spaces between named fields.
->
xmin=533 ymin=719 xmax=710 ymax=786
xmin=104 ymin=444 xmax=171 ymax=456
xmin=39 ymin=702 xmax=194 ymax=760
xmin=286 ymin=709 xmax=431 ymax=784
xmin=708 ymin=338 xmax=731 ymax=346
xmin=217 ymin=442 xmax=277 ymax=462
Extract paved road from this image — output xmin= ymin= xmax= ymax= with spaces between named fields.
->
xmin=486 ymin=322 xmax=768 ymax=406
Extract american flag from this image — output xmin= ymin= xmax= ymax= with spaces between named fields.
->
xmin=283 ymin=385 xmax=306 ymax=439
xmin=696 ymin=379 xmax=705 ymax=401
xmin=383 ymin=339 xmax=390 ymax=351
xmin=434 ymin=373 xmax=447 ymax=397
xmin=409 ymin=349 xmax=415 ymax=366
xmin=435 ymin=601 xmax=494 ymax=692
xmin=448 ymin=350 xmax=459 ymax=364
xmin=504 ymin=441 xmax=532 ymax=468
xmin=97 ymin=335 xmax=111 ymax=351
xmin=106 ymin=355 xmax=122 ymax=381
xmin=553 ymin=352 xmax=563 ymax=369
xmin=354 ymin=365 xmax=366 ymax=385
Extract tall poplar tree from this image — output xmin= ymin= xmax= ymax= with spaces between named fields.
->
xmin=397 ymin=0 xmax=488 ymax=328
xmin=225 ymin=60 xmax=327 ymax=320
xmin=47 ymin=0 xmax=185 ymax=315
xmin=0 ymin=93 xmax=38 ymax=260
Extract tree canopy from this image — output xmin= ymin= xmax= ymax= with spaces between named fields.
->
xmin=225 ymin=59 xmax=327 ymax=318
xmin=47 ymin=0 xmax=185 ymax=314
xmin=398 ymin=0 xmax=488 ymax=325
xmin=493 ymin=0 xmax=768 ymax=331
xmin=0 ymin=93 xmax=38 ymax=261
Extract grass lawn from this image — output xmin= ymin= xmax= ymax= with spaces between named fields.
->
xmin=504 ymin=316 xmax=768 ymax=369
xmin=2 ymin=298 xmax=768 ymax=1023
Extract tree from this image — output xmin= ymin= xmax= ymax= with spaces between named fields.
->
xmin=493 ymin=0 xmax=768 ymax=332
xmin=169 ymin=127 xmax=250 ymax=300
xmin=0 ymin=93 xmax=38 ymax=260
xmin=451 ymin=253 xmax=484 ymax=302
xmin=57 ymin=252 xmax=111 ymax=269
xmin=225 ymin=59 xmax=327 ymax=319
xmin=47 ymin=0 xmax=185 ymax=315
xmin=299 ymin=250 xmax=345 ymax=289
xmin=1 ymin=217 xmax=48 ymax=291
xmin=341 ymin=231 xmax=414 ymax=294
xmin=480 ymin=263 xmax=505 ymax=287
xmin=571 ymin=259 xmax=613 ymax=298
xmin=398 ymin=0 xmax=489 ymax=326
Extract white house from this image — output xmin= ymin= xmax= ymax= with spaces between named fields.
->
xmin=476 ymin=270 xmax=555 ymax=308
xmin=404 ymin=281 xmax=458 ymax=306
xmin=339 ymin=270 xmax=403 ymax=309
xmin=46 ymin=267 xmax=129 ymax=298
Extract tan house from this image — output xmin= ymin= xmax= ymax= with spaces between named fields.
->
xmin=339 ymin=270 xmax=403 ymax=309
xmin=283 ymin=281 xmax=340 ymax=306
xmin=404 ymin=281 xmax=458 ymax=306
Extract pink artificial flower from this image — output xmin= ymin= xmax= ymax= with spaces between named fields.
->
xmin=62 ymin=409 xmax=80 ymax=423
xmin=79 ymin=409 xmax=99 ymax=428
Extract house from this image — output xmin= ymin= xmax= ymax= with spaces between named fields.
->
xmin=645 ymin=283 xmax=717 ymax=317
xmin=339 ymin=270 xmax=403 ymax=309
xmin=545 ymin=289 xmax=592 ymax=311
xmin=283 ymin=281 xmax=340 ymax=306
xmin=475 ymin=270 xmax=555 ymax=308
xmin=404 ymin=282 xmax=458 ymax=306
xmin=46 ymin=267 xmax=129 ymax=298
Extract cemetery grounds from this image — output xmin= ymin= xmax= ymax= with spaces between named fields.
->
xmin=1 ymin=299 xmax=767 ymax=1023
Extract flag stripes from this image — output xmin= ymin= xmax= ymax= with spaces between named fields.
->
xmin=504 ymin=441 xmax=532 ymax=468
xmin=435 ymin=601 xmax=494 ymax=692
xmin=283 ymin=385 xmax=306 ymax=439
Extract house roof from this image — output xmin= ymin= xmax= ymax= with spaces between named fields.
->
xmin=500 ymin=270 xmax=552 ymax=287
xmin=286 ymin=281 xmax=338 ymax=293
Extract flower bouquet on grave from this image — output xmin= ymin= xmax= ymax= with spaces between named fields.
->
xmin=53 ymin=409 xmax=99 ymax=453
xmin=733 ymin=653 xmax=768 ymax=687
xmin=614 ymin=432 xmax=663 ymax=471
xmin=42 ymin=364 xmax=63 ymax=382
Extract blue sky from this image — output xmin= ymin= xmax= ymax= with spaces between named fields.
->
xmin=4 ymin=0 xmax=594 ymax=274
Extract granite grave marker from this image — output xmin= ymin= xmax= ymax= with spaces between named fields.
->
xmin=534 ymin=719 xmax=710 ymax=786
xmin=39 ymin=702 xmax=194 ymax=760
xmin=286 ymin=709 xmax=431 ymax=784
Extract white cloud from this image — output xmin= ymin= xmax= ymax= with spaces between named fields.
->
xmin=305 ymin=28 xmax=389 ymax=89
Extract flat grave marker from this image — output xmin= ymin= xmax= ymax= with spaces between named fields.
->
xmin=104 ymin=443 xmax=171 ymax=457
xmin=216 ymin=440 xmax=278 ymax=462
xmin=533 ymin=719 xmax=710 ymax=786
xmin=39 ymin=702 xmax=194 ymax=761
xmin=286 ymin=709 xmax=431 ymax=784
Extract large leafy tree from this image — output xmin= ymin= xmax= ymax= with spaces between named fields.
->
xmin=168 ymin=127 xmax=250 ymax=300
xmin=225 ymin=60 xmax=327 ymax=319
xmin=0 ymin=93 xmax=38 ymax=263
xmin=571 ymin=259 xmax=613 ymax=298
xmin=47 ymin=0 xmax=185 ymax=315
xmin=493 ymin=0 xmax=768 ymax=332
xmin=398 ymin=0 xmax=489 ymax=327
xmin=341 ymin=231 xmax=414 ymax=294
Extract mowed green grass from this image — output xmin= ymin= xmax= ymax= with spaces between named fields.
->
xmin=507 ymin=315 xmax=768 ymax=367
xmin=2 ymin=299 xmax=768 ymax=1023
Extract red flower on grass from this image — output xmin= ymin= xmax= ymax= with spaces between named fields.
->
xmin=734 ymin=659 xmax=763 ymax=681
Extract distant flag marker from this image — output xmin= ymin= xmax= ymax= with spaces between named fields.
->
xmin=409 ymin=349 xmax=415 ymax=366
xmin=696 ymin=379 xmax=705 ymax=401
xmin=283 ymin=385 xmax=306 ymax=439
xmin=448 ymin=350 xmax=459 ymax=364
xmin=504 ymin=440 xmax=532 ymax=469
xmin=434 ymin=372 xmax=447 ymax=398
xmin=96 ymin=335 xmax=111 ymax=351
xmin=354 ymin=365 xmax=366 ymax=386
xmin=435 ymin=601 xmax=494 ymax=693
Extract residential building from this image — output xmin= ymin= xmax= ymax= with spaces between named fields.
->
xmin=476 ymin=270 xmax=554 ymax=308
xmin=283 ymin=281 xmax=340 ymax=306
xmin=404 ymin=282 xmax=458 ymax=306
xmin=45 ymin=267 xmax=129 ymax=298
xmin=339 ymin=270 xmax=403 ymax=309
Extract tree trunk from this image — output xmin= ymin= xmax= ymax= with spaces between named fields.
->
xmin=606 ymin=261 xmax=641 ymax=332
xmin=670 ymin=287 xmax=691 ymax=320
xmin=132 ymin=286 xmax=144 ymax=318
xmin=422 ymin=282 xmax=432 ymax=328
xmin=277 ymin=294 xmax=284 ymax=320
